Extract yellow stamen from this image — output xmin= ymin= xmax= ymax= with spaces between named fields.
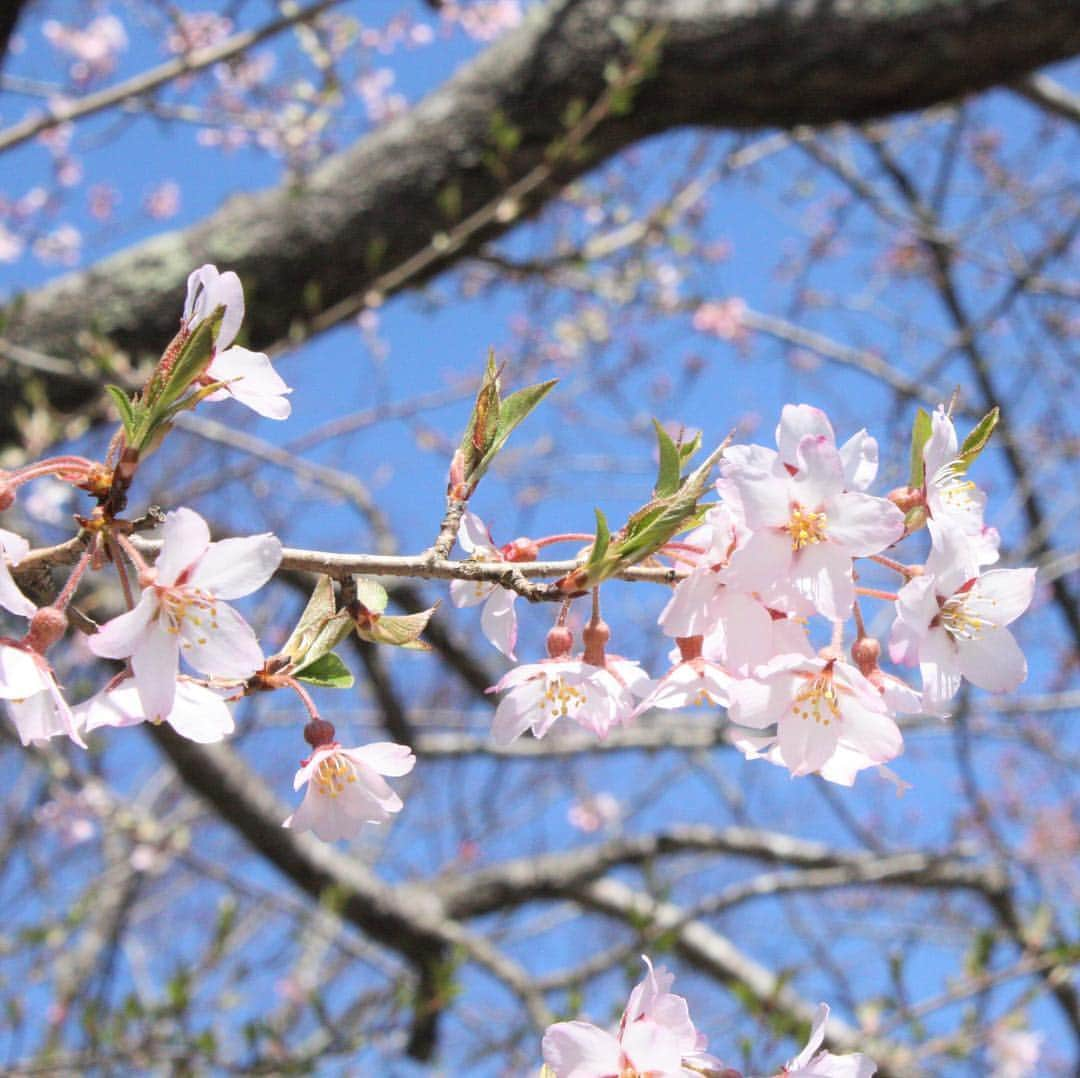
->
xmin=786 ymin=504 xmax=828 ymax=551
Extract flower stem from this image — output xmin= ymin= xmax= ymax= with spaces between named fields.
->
xmin=869 ymin=553 xmax=916 ymax=578
xmin=855 ymin=586 xmax=898 ymax=602
xmin=533 ymin=533 xmax=595 ymax=548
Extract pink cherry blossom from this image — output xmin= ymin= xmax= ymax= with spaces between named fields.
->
xmin=76 ymin=677 xmax=235 ymax=743
xmin=568 ymin=792 xmax=622 ymax=833
xmin=542 ymin=956 xmax=730 ymax=1078
xmin=0 ymin=527 xmax=37 ymax=618
xmin=449 ymin=511 xmax=518 ymax=658
xmin=775 ymin=1004 xmax=876 ymax=1077
xmin=89 ymin=508 xmax=281 ymax=722
xmin=0 ymin=643 xmax=84 ymax=748
xmin=988 ymin=1027 xmax=1043 ymax=1078
xmin=721 ymin=435 xmax=904 ymax=619
xmin=890 ymin=521 xmax=1034 ymax=712
xmin=635 ymin=651 xmax=734 ymax=715
xmin=204 ymin=345 xmax=292 ymax=420
xmin=489 ymin=655 xmax=649 ymax=746
xmin=775 ymin=404 xmax=878 ymax=492
xmin=284 ymin=742 xmax=415 ymax=841
xmin=729 ymin=656 xmax=903 ymax=783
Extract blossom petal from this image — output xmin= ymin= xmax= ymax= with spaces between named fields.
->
xmin=347 ymin=742 xmax=416 ymax=777
xmin=826 ymin=492 xmax=904 ymax=556
xmin=541 ymin=1021 xmax=622 ymax=1077
xmin=0 ymin=644 xmax=49 ymax=699
xmin=839 ymin=429 xmax=878 ymax=491
xmin=481 ymin=586 xmax=518 ymax=658
xmin=167 ymin=681 xmax=235 ymax=742
xmin=207 ymin=346 xmax=291 ymax=419
xmin=792 ymin=435 xmax=845 ymax=506
xmin=0 ymin=543 xmax=36 ymax=617
xmin=957 ymin=628 xmax=1027 ymax=694
xmin=792 ymin=541 xmax=854 ymax=620
xmin=965 ymin=567 xmax=1036 ymax=628
xmin=457 ymin=510 xmax=495 ymax=556
xmin=88 ymin=591 xmax=157 ymax=659
xmin=777 ymin=404 xmax=835 ymax=466
xmin=131 ymin=626 xmax=181 ymax=721
xmin=918 ymin=628 xmax=962 ymax=711
xmin=178 ymin=602 xmax=263 ymax=679
xmin=779 ymin=701 xmax=841 ymax=776
xmin=450 ymin=577 xmax=492 ymax=608
xmin=156 ymin=508 xmax=211 ymax=585
xmin=191 ymin=533 xmax=282 ymax=598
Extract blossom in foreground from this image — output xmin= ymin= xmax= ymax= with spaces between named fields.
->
xmin=489 ymin=655 xmax=649 ymax=746
xmin=183 ymin=263 xmax=292 ymax=419
xmin=889 ymin=521 xmax=1034 ymax=712
xmin=76 ymin=677 xmax=235 ymax=743
xmin=542 ymin=956 xmax=730 ymax=1077
xmin=284 ymin=742 xmax=415 ymax=841
xmin=721 ymin=435 xmax=904 ymax=619
xmin=728 ymin=655 xmax=903 ymax=783
xmin=89 ymin=508 xmax=281 ymax=722
xmin=0 ymin=527 xmax=38 ymax=618
xmin=0 ymin=641 xmax=83 ymax=747
xmin=774 ymin=1004 xmax=876 ymax=1077
xmin=449 ymin=511 xmax=519 ymax=657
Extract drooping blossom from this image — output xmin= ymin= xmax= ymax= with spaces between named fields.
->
xmin=0 ymin=642 xmax=84 ymax=747
xmin=489 ymin=654 xmax=649 ymax=746
xmin=76 ymin=677 xmax=235 ymax=743
xmin=449 ymin=511 xmax=519 ymax=658
xmin=775 ymin=1004 xmax=876 ymax=1077
xmin=89 ymin=508 xmax=281 ymax=722
xmin=922 ymin=405 xmax=999 ymax=565
xmin=728 ymin=655 xmax=903 ymax=784
xmin=182 ymin=264 xmax=292 ymax=419
xmin=721 ymin=434 xmax=904 ymax=619
xmin=0 ymin=527 xmax=38 ymax=618
xmin=542 ymin=956 xmax=730 ymax=1078
xmin=889 ymin=521 xmax=1034 ymax=712
xmin=284 ymin=742 xmax=415 ymax=841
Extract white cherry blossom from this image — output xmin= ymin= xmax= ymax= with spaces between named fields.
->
xmin=776 ymin=1003 xmax=876 ymax=1077
xmin=0 ymin=642 xmax=84 ymax=747
xmin=890 ymin=521 xmax=1034 ymax=712
xmin=542 ymin=956 xmax=729 ymax=1078
xmin=729 ymin=655 xmax=903 ymax=783
xmin=89 ymin=508 xmax=281 ymax=722
xmin=284 ymin=742 xmax=415 ymax=841
xmin=184 ymin=264 xmax=245 ymax=351
xmin=76 ymin=677 xmax=235 ymax=743
xmin=0 ymin=527 xmax=37 ymax=618
xmin=204 ymin=346 xmax=292 ymax=420
xmin=449 ymin=510 xmax=519 ymax=657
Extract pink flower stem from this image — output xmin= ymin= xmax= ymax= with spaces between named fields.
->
xmin=855 ymin=585 xmax=898 ymax=602
xmin=110 ymin=531 xmax=151 ymax=576
xmin=9 ymin=456 xmax=95 ymax=485
xmin=52 ymin=536 xmax=99 ymax=611
xmin=282 ymin=676 xmax=321 ymax=721
xmin=851 ymin=597 xmax=867 ymax=640
xmin=533 ymin=533 xmax=596 ymax=548
xmin=106 ymin=536 xmax=137 ymax=611
xmin=868 ymin=553 xmax=916 ymax=578
xmin=659 ymin=541 xmax=706 ymax=555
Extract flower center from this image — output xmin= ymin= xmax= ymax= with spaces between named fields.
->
xmin=786 ymin=504 xmax=828 ymax=550
xmin=159 ymin=586 xmax=220 ymax=648
xmin=933 ymin=463 xmax=979 ymax=512
xmin=539 ymin=675 xmax=586 ymax=719
xmin=792 ymin=674 xmax=841 ymax=726
xmin=313 ymin=753 xmax=358 ymax=797
xmin=938 ymin=593 xmax=987 ymax=641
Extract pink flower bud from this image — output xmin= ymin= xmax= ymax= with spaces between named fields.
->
xmin=501 ymin=537 xmax=539 ymax=562
xmin=582 ymin=619 xmax=610 ymax=666
xmin=0 ymin=481 xmax=15 ymax=511
xmin=887 ymin=485 xmax=925 ymax=513
xmin=545 ymin=625 xmax=573 ymax=658
xmin=303 ymin=718 xmax=336 ymax=748
xmin=850 ymin=635 xmax=881 ymax=675
xmin=26 ymin=607 xmax=67 ymax=653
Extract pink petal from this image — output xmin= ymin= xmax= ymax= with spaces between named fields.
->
xmin=77 ymin=682 xmax=145 ymax=732
xmin=791 ymin=541 xmax=854 ymax=620
xmin=541 ymin=1021 xmax=622 ymax=1077
xmin=156 ymin=508 xmax=211 ymax=585
xmin=839 ymin=429 xmax=878 ymax=491
xmin=481 ymin=587 xmax=518 ymax=658
xmin=457 ymin=510 xmax=495 ymax=556
xmin=207 ymin=346 xmax=291 ymax=419
xmin=191 ymin=533 xmax=282 ymax=598
xmin=346 ymin=742 xmax=416 ymax=777
xmin=131 ymin=625 xmax=181 ymax=721
xmin=965 ymin=567 xmax=1036 ymax=628
xmin=791 ymin=435 xmax=844 ymax=506
xmin=0 ymin=644 xmax=49 ymax=698
xmin=838 ymin=701 xmax=903 ymax=765
xmin=918 ymin=629 xmax=962 ymax=711
xmin=168 ymin=680 xmax=235 ymax=742
xmin=826 ymin=492 xmax=904 ymax=556
xmin=728 ymin=672 xmax=792 ymax=729
xmin=178 ymin=602 xmax=263 ymax=679
xmin=790 ymin=1004 xmax=830 ymax=1069
xmin=0 ymin=557 xmax=36 ymax=618
xmin=957 ymin=628 xmax=1027 ymax=694
xmin=88 ymin=591 xmax=157 ymax=659
xmin=779 ymin=700 xmax=841 ymax=776
xmin=450 ymin=577 xmax=492 ymax=608
xmin=777 ymin=404 xmax=835 ymax=466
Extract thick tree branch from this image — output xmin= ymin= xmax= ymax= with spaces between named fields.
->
xmin=4 ymin=0 xmax=1079 ymax=450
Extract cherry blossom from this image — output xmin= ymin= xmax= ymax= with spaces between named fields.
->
xmin=988 ymin=1027 xmax=1043 ymax=1078
xmin=775 ymin=404 xmax=878 ymax=492
xmin=922 ymin=406 xmax=998 ymax=565
xmin=0 ymin=527 xmax=38 ymax=618
xmin=489 ymin=654 xmax=649 ymax=746
xmin=728 ymin=655 xmax=903 ymax=783
xmin=721 ymin=435 xmax=904 ymax=619
xmin=542 ymin=956 xmax=729 ymax=1078
xmin=76 ymin=677 xmax=236 ymax=744
xmin=889 ymin=521 xmax=1034 ymax=712
xmin=775 ymin=1004 xmax=876 ymax=1077
xmin=284 ymin=742 xmax=415 ymax=841
xmin=567 ymin=792 xmax=622 ymax=833
xmin=635 ymin=641 xmax=734 ymax=716
xmin=0 ymin=643 xmax=84 ymax=748
xmin=184 ymin=264 xmax=245 ymax=350
xmin=449 ymin=511 xmax=519 ymax=657
xmin=89 ymin=508 xmax=281 ymax=722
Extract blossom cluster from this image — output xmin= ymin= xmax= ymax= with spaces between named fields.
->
xmin=0 ymin=266 xmax=411 ymax=842
xmin=477 ymin=404 xmax=1035 ymax=787
xmin=541 ymin=956 xmax=876 ymax=1077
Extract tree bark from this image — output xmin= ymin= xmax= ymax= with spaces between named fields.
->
xmin=3 ymin=0 xmax=1080 ymax=450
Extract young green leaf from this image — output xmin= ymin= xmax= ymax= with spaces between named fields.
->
xmin=104 ymin=384 xmax=139 ymax=441
xmin=293 ymin=652 xmax=355 ymax=688
xmin=908 ymin=407 xmax=934 ymax=489
xmin=353 ymin=577 xmax=389 ymax=615
xmin=355 ymin=604 xmax=439 ymax=650
xmin=957 ymin=406 xmax=999 ymax=471
xmin=281 ymin=576 xmax=338 ymax=663
xmin=587 ymin=508 xmax=610 ymax=567
xmin=652 ymin=419 xmax=681 ymax=497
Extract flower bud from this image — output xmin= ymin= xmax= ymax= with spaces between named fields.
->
xmin=0 ymin=480 xmax=15 ymax=511
xmin=26 ymin=606 xmax=67 ymax=653
xmin=582 ymin=618 xmax=610 ymax=666
xmin=303 ymin=717 xmax=336 ymax=748
xmin=851 ymin=635 xmax=881 ymax=675
xmin=887 ymin=485 xmax=924 ymax=513
xmin=545 ymin=625 xmax=573 ymax=658
xmin=501 ymin=537 xmax=539 ymax=562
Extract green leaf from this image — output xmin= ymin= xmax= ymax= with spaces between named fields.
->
xmin=104 ymin=384 xmax=139 ymax=440
xmin=151 ymin=310 xmax=221 ymax=415
xmin=678 ymin=429 xmax=702 ymax=466
xmin=294 ymin=652 xmax=354 ymax=688
xmin=587 ymin=508 xmax=610 ymax=567
xmin=281 ymin=576 xmax=338 ymax=663
xmin=908 ymin=407 xmax=933 ymax=489
xmin=356 ymin=604 xmax=439 ymax=650
xmin=353 ymin=577 xmax=389 ymax=614
xmin=652 ymin=419 xmax=681 ymax=497
xmin=957 ymin=406 xmax=999 ymax=471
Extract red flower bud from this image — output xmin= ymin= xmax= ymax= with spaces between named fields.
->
xmin=545 ymin=625 xmax=573 ymax=658
xmin=303 ymin=718 xmax=337 ymax=748
xmin=26 ymin=607 xmax=67 ymax=653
